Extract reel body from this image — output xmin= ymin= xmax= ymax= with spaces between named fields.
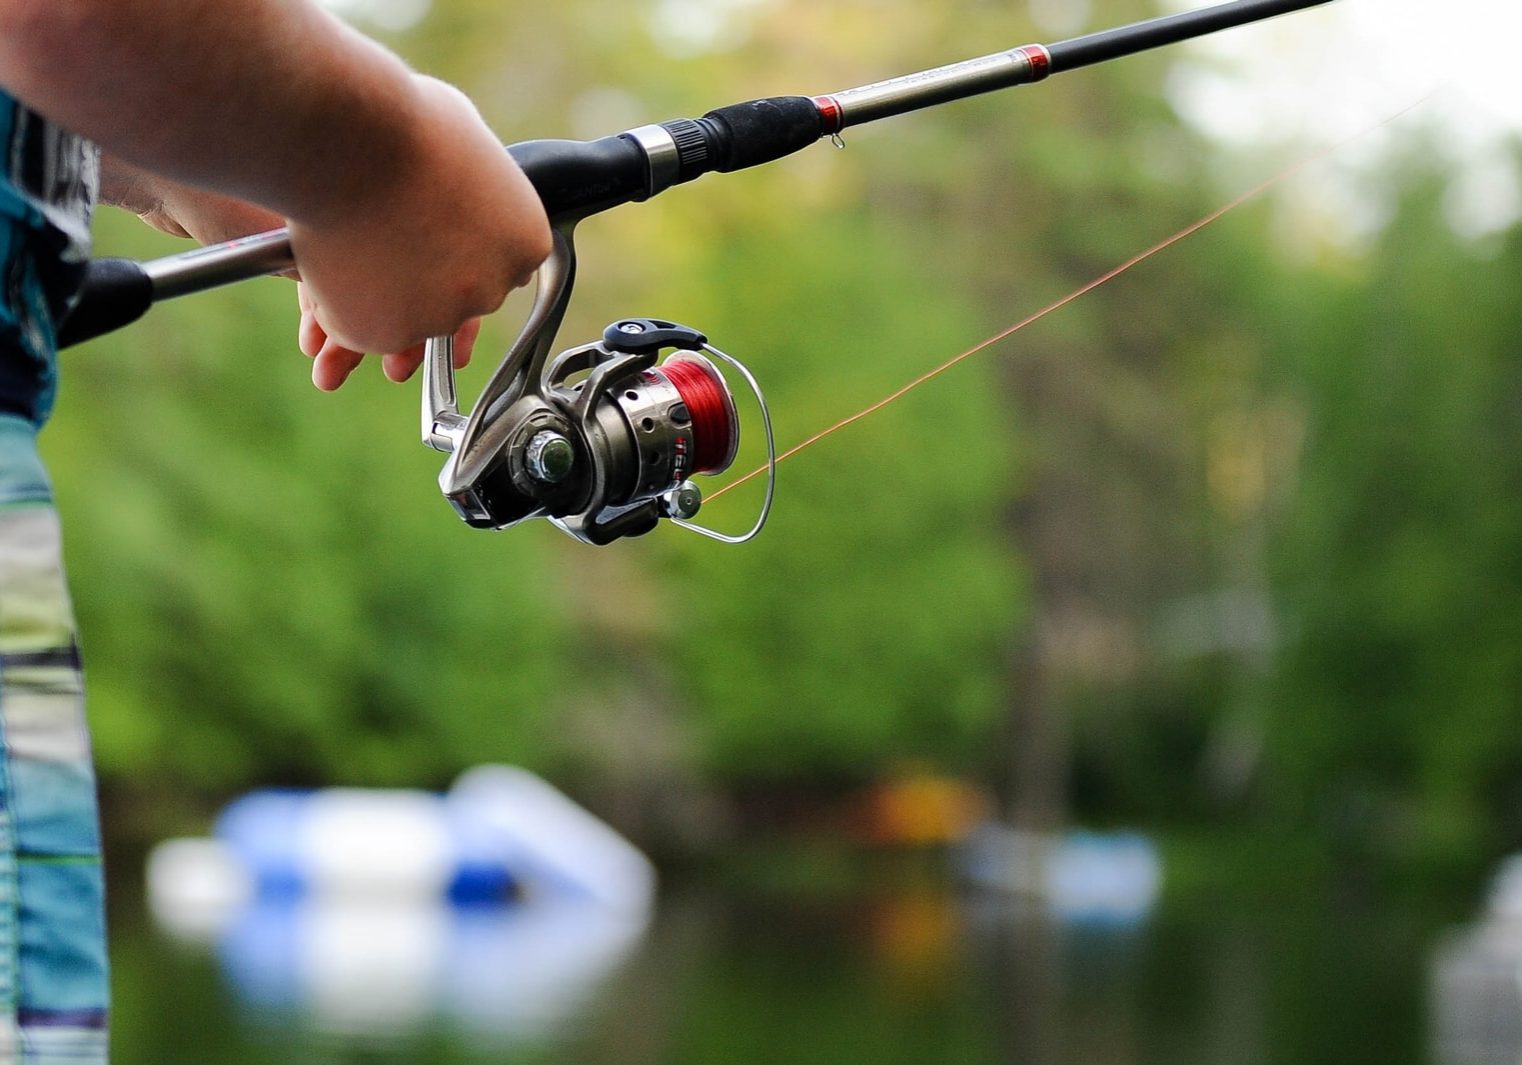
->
xmin=422 ymin=229 xmax=773 ymax=546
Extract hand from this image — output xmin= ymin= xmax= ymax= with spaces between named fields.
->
xmin=297 ymin=286 xmax=482 ymax=391
xmin=286 ymin=75 xmax=551 ymax=373
xmin=103 ymin=161 xmax=477 ymax=388
xmin=105 ymin=161 xmax=496 ymax=389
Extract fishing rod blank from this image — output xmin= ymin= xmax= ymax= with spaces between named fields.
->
xmin=58 ymin=0 xmax=1336 ymax=349
xmin=1048 ymin=0 xmax=1330 ymax=74
xmin=818 ymin=0 xmax=1333 ymax=129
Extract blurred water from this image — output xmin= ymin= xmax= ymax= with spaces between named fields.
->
xmin=106 ymin=855 xmax=1464 ymax=1065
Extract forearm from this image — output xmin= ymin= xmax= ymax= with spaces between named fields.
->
xmin=0 ymin=0 xmax=424 ymax=226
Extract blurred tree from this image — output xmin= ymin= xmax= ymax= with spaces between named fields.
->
xmin=1256 ymin=146 xmax=1522 ymax=869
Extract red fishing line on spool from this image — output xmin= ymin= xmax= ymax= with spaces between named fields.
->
xmin=659 ymin=355 xmax=738 ymax=475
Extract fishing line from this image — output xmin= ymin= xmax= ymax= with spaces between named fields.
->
xmin=660 ymin=355 xmax=739 ymax=475
xmin=708 ymin=96 xmax=1434 ymax=504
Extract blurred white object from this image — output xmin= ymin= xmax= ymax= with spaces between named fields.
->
xmin=449 ymin=764 xmax=657 ymax=913
xmin=214 ymin=890 xmax=652 ymax=1040
xmin=304 ymin=788 xmax=456 ymax=897
xmin=1045 ymin=831 xmax=1163 ymax=923
xmin=958 ymin=822 xmax=1162 ymax=924
xmin=144 ymin=766 xmax=657 ymax=1042
xmin=1483 ymin=854 xmax=1522 ymax=921
xmin=148 ymin=765 xmax=654 ymax=914
xmin=301 ymin=898 xmax=449 ymax=1035
xmin=1430 ymin=923 xmax=1522 ymax=1065
xmin=145 ymin=837 xmax=253 ymax=942
xmin=1429 ymin=854 xmax=1522 ymax=1065
xmin=442 ymin=899 xmax=651 ymax=1040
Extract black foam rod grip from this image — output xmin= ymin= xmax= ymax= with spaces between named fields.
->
xmin=57 ymin=258 xmax=154 ymax=349
xmin=700 ymin=96 xmax=824 ymax=173
xmin=508 ymin=133 xmax=650 ymax=222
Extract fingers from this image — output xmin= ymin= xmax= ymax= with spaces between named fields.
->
xmin=299 ymin=285 xmax=363 ymax=390
xmin=381 ymin=347 xmax=420 ymax=384
xmin=449 ymin=317 xmax=480 ymax=371
xmin=297 ymin=284 xmax=325 ymax=357
xmin=298 ymin=284 xmax=480 ymax=391
xmin=312 ymin=338 xmax=367 ymax=392
xmin=380 ymin=317 xmax=479 ymax=384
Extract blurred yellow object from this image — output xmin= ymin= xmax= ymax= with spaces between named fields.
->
xmin=853 ymin=769 xmax=990 ymax=846
xmin=867 ymin=891 xmax=962 ymax=996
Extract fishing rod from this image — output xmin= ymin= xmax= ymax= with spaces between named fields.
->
xmin=61 ymin=0 xmax=1335 ymax=545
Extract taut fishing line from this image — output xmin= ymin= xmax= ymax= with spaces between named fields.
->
xmin=709 ymin=95 xmax=1435 ymax=503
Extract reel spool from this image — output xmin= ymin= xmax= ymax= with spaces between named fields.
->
xmin=422 ymin=228 xmax=774 ymax=546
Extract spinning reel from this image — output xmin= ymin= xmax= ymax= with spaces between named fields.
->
xmin=420 ymin=227 xmax=775 ymax=545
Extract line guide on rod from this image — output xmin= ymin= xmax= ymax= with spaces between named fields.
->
xmin=59 ymin=0 xmax=1336 ymax=546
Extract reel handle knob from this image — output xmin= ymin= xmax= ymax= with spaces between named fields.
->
xmin=659 ymin=482 xmax=703 ymax=521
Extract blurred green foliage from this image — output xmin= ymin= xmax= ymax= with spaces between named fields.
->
xmin=41 ymin=0 xmax=1522 ymax=874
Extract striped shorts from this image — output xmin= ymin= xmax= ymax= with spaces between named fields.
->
xmin=0 ymin=415 xmax=107 ymax=1062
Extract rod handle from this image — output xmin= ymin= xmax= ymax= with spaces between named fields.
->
xmin=57 ymin=257 xmax=154 ymax=349
xmin=675 ymin=96 xmax=824 ymax=174
xmin=508 ymin=134 xmax=650 ymax=222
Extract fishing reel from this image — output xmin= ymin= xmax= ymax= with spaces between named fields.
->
xmin=421 ymin=227 xmax=775 ymax=546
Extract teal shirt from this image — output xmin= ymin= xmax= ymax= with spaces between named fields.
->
xmin=0 ymin=93 xmax=109 ymax=1058
xmin=0 ymin=92 xmax=98 ymax=426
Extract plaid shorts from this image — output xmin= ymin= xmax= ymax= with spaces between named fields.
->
xmin=0 ymin=416 xmax=108 ymax=1063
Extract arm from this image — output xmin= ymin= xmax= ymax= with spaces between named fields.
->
xmin=0 ymin=0 xmax=550 ymax=380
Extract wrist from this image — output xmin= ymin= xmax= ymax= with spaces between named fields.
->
xmin=98 ymin=155 xmax=164 ymax=217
